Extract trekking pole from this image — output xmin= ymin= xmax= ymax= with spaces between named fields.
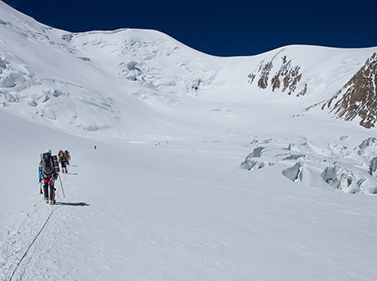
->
xmin=58 ymin=174 xmax=66 ymax=198
xmin=39 ymin=181 xmax=43 ymax=195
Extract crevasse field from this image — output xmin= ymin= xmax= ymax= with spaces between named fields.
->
xmin=1 ymin=1 xmax=377 ymax=280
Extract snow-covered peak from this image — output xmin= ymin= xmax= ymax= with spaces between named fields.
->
xmin=1 ymin=0 xmax=377 ymax=139
xmin=2 ymin=4 xmax=377 ymax=280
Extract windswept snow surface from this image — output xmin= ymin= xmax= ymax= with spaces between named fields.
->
xmin=1 ymin=1 xmax=377 ymax=280
xmin=1 ymin=109 xmax=377 ymax=281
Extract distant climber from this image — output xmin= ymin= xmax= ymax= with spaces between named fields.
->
xmin=39 ymin=149 xmax=59 ymax=204
xmin=65 ymin=150 xmax=71 ymax=165
xmin=58 ymin=150 xmax=70 ymax=173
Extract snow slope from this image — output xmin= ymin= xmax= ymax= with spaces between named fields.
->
xmin=1 ymin=0 xmax=377 ymax=137
xmin=1 ymin=109 xmax=377 ymax=281
xmin=1 ymin=1 xmax=377 ymax=280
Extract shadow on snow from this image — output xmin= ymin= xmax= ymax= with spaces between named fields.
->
xmin=56 ymin=202 xmax=90 ymax=207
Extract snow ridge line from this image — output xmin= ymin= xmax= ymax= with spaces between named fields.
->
xmin=8 ymin=205 xmax=55 ymax=281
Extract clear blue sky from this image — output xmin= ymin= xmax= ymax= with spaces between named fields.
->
xmin=3 ymin=0 xmax=377 ymax=57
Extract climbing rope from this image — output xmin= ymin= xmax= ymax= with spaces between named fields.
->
xmin=8 ymin=205 xmax=55 ymax=281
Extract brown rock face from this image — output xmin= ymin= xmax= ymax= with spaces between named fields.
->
xmin=323 ymin=53 xmax=377 ymax=128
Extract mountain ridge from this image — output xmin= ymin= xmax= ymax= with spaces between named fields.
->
xmin=1 ymin=0 xmax=377 ymax=136
xmin=2 ymin=3 xmax=377 ymax=279
xmin=322 ymin=52 xmax=377 ymax=128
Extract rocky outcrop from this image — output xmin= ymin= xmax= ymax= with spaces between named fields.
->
xmin=248 ymin=54 xmax=306 ymax=96
xmin=322 ymin=53 xmax=377 ymax=128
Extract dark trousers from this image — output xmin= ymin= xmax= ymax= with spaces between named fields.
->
xmin=61 ymin=161 xmax=68 ymax=173
xmin=43 ymin=178 xmax=55 ymax=201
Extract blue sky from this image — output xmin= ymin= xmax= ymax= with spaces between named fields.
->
xmin=3 ymin=0 xmax=377 ymax=57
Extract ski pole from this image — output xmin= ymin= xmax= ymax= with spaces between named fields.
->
xmin=58 ymin=174 xmax=66 ymax=198
xmin=39 ymin=181 xmax=43 ymax=195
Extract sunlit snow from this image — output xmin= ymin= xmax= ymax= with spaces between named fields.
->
xmin=1 ymin=1 xmax=377 ymax=280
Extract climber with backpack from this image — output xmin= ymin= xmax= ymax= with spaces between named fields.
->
xmin=39 ymin=149 xmax=59 ymax=204
xmin=58 ymin=149 xmax=69 ymax=173
xmin=65 ymin=150 xmax=71 ymax=165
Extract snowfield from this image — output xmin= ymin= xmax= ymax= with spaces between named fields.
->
xmin=1 ymin=1 xmax=377 ymax=280
xmin=2 ymin=110 xmax=377 ymax=281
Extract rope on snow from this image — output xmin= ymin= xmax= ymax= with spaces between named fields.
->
xmin=8 ymin=205 xmax=55 ymax=281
